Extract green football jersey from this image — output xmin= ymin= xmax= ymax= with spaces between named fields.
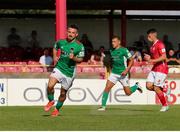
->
xmin=54 ymin=39 xmax=84 ymax=78
xmin=110 ymin=47 xmax=132 ymax=75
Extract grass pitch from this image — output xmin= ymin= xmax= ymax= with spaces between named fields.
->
xmin=0 ymin=105 xmax=180 ymax=131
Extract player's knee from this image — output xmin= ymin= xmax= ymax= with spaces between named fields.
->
xmin=104 ymin=85 xmax=112 ymax=93
xmin=47 ymin=85 xmax=54 ymax=93
xmin=146 ymin=83 xmax=153 ymax=91
xmin=123 ymin=87 xmax=132 ymax=96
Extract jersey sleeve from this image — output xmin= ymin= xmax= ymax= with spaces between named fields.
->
xmin=77 ymin=45 xmax=85 ymax=58
xmin=54 ymin=40 xmax=61 ymax=50
xmin=158 ymin=42 xmax=166 ymax=55
xmin=124 ymin=48 xmax=132 ymax=59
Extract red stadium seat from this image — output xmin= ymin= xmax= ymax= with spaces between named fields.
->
xmin=2 ymin=62 xmax=14 ymax=65
xmin=17 ymin=66 xmax=31 ymax=72
xmin=0 ymin=67 xmax=5 ymax=72
xmin=133 ymin=62 xmax=142 ymax=66
xmin=76 ymin=67 xmax=82 ymax=73
xmin=43 ymin=67 xmax=48 ymax=72
xmin=82 ymin=67 xmax=94 ymax=73
xmin=94 ymin=67 xmax=105 ymax=73
xmin=130 ymin=66 xmax=136 ymax=73
xmin=142 ymin=67 xmax=152 ymax=73
xmin=28 ymin=61 xmax=41 ymax=69
xmin=130 ymin=66 xmax=143 ymax=73
xmin=140 ymin=61 xmax=149 ymax=66
xmin=28 ymin=60 xmax=40 ymax=65
xmin=15 ymin=62 xmax=27 ymax=65
xmin=5 ymin=67 xmax=18 ymax=72
xmin=30 ymin=67 xmax=44 ymax=73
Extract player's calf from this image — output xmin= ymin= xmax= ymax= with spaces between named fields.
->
xmin=44 ymin=87 xmax=55 ymax=112
xmin=124 ymin=87 xmax=132 ymax=96
xmin=162 ymin=87 xmax=172 ymax=102
xmin=124 ymin=82 xmax=143 ymax=96
xmin=155 ymin=86 xmax=169 ymax=112
xmin=51 ymin=88 xmax=67 ymax=117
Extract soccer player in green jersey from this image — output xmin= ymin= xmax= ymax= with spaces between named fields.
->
xmin=44 ymin=24 xmax=85 ymax=116
xmin=98 ymin=36 xmax=142 ymax=111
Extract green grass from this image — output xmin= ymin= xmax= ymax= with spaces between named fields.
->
xmin=0 ymin=105 xmax=180 ymax=131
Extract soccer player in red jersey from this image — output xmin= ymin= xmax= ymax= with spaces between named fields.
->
xmin=144 ymin=28 xmax=170 ymax=112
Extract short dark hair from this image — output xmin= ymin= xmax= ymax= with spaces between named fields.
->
xmin=10 ymin=27 xmax=16 ymax=32
xmin=147 ymin=28 xmax=157 ymax=34
xmin=112 ymin=35 xmax=121 ymax=40
xmin=69 ymin=24 xmax=79 ymax=31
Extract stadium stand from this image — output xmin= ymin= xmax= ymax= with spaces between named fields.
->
xmin=0 ymin=46 xmax=179 ymax=80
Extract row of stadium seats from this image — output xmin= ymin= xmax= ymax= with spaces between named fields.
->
xmin=130 ymin=66 xmax=180 ymax=73
xmin=0 ymin=67 xmax=107 ymax=81
xmin=76 ymin=66 xmax=106 ymax=73
xmin=130 ymin=66 xmax=152 ymax=73
xmin=0 ymin=61 xmax=179 ymax=74
xmin=0 ymin=66 xmax=107 ymax=73
xmin=0 ymin=61 xmax=150 ymax=66
xmin=0 ymin=61 xmax=40 ymax=65
xmin=76 ymin=66 xmax=106 ymax=79
xmin=0 ymin=67 xmax=45 ymax=73
xmin=0 ymin=61 xmax=107 ymax=74
xmin=0 ymin=60 xmax=46 ymax=73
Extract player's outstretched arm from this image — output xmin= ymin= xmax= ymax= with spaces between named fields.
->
xmin=53 ymin=48 xmax=59 ymax=65
xmin=121 ymin=57 xmax=134 ymax=76
xmin=126 ymin=57 xmax=134 ymax=71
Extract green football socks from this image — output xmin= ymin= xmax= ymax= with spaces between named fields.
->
xmin=102 ymin=92 xmax=109 ymax=107
xmin=130 ymin=84 xmax=138 ymax=93
xmin=48 ymin=94 xmax=54 ymax=102
xmin=56 ymin=101 xmax=64 ymax=111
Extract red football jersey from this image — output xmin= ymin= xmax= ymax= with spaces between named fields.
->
xmin=150 ymin=40 xmax=168 ymax=74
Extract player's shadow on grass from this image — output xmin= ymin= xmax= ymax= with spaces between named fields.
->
xmin=42 ymin=114 xmax=61 ymax=117
xmin=42 ymin=114 xmax=51 ymax=117
xmin=109 ymin=107 xmax=155 ymax=112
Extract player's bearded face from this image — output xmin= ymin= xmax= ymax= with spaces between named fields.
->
xmin=67 ymin=28 xmax=78 ymax=41
xmin=112 ymin=38 xmax=120 ymax=48
xmin=147 ymin=33 xmax=157 ymax=42
xmin=147 ymin=34 xmax=153 ymax=42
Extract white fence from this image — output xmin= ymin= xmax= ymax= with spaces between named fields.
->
xmin=0 ymin=79 xmax=179 ymax=106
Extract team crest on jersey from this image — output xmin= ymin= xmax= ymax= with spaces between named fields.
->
xmin=70 ymin=48 xmax=74 ymax=53
xmin=61 ymin=50 xmax=65 ymax=54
